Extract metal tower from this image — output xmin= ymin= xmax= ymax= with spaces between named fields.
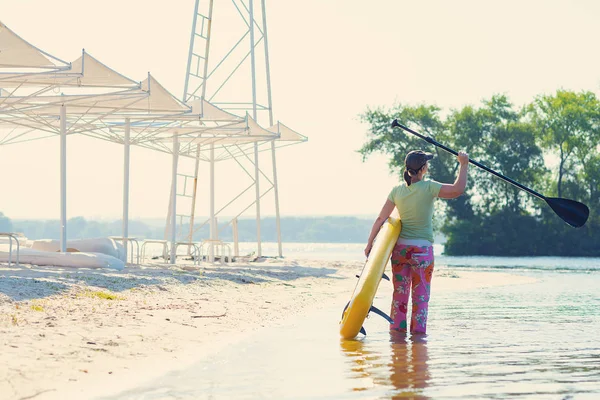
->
xmin=168 ymin=0 xmax=282 ymax=258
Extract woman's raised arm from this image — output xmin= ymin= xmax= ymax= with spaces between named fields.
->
xmin=439 ymin=151 xmax=469 ymax=199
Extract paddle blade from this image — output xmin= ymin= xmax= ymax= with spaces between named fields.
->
xmin=545 ymin=197 xmax=590 ymax=228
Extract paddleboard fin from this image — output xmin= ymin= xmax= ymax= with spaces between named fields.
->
xmin=357 ymin=273 xmax=390 ymax=281
xmin=359 ymin=326 xmax=366 ymax=335
xmin=369 ymin=305 xmax=394 ymax=324
xmin=340 ymin=301 xmax=350 ymax=320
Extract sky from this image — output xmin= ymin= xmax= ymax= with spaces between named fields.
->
xmin=0 ymin=0 xmax=599 ymax=222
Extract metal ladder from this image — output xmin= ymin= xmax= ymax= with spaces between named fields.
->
xmin=164 ymin=168 xmax=199 ymax=251
xmin=182 ymin=0 xmax=213 ymax=104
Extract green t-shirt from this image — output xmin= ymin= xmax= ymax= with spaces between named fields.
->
xmin=387 ymin=179 xmax=443 ymax=243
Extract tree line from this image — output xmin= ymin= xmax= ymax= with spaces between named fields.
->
xmin=0 ymin=214 xmax=376 ymax=244
xmin=359 ymin=90 xmax=600 ymax=256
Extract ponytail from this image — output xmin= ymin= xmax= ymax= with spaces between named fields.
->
xmin=404 ymin=167 xmax=422 ymax=186
xmin=403 ymin=169 xmax=411 ymax=186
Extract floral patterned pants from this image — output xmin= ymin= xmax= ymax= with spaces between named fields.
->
xmin=390 ymin=243 xmax=434 ymax=334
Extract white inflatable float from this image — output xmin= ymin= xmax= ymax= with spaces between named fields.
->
xmin=0 ymin=237 xmax=126 ymax=270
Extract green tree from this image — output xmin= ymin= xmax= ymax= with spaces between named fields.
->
xmin=527 ymin=90 xmax=600 ymax=199
xmin=359 ymin=103 xmax=475 ymax=225
xmin=472 ymin=96 xmax=546 ymax=214
xmin=359 ymin=93 xmax=598 ymax=256
xmin=359 ymin=103 xmax=449 ymax=178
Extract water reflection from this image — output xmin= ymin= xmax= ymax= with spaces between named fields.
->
xmin=340 ymin=332 xmax=430 ymax=399
xmin=389 ymin=332 xmax=430 ymax=399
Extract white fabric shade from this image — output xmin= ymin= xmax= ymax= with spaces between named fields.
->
xmin=0 ymin=22 xmax=306 ymax=157
xmin=189 ymin=99 xmax=243 ymax=121
xmin=153 ymin=115 xmax=278 ymax=143
xmin=0 ymin=90 xmax=145 ymax=114
xmin=0 ymin=71 xmax=189 ymax=118
xmin=140 ymin=75 xmax=190 ymax=114
xmin=0 ymin=21 xmax=69 ymax=69
xmin=270 ymin=121 xmax=307 ymax=142
xmin=68 ymin=52 xmax=140 ymax=88
xmin=0 ymin=51 xmax=136 ymax=88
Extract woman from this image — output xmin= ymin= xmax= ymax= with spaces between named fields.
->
xmin=364 ymin=149 xmax=469 ymax=334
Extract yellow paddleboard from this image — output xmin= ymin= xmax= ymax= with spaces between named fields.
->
xmin=339 ymin=215 xmax=401 ymax=340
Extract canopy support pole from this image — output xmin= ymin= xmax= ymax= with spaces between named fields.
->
xmin=60 ymin=104 xmax=67 ymax=253
xmin=253 ymin=143 xmax=262 ymax=257
xmin=261 ymin=0 xmax=282 ymax=257
xmin=270 ymin=140 xmax=282 ymax=256
xmin=232 ymin=217 xmax=239 ymax=257
xmin=122 ymin=118 xmax=131 ymax=263
xmin=209 ymin=144 xmax=215 ymax=262
xmin=187 ymin=145 xmax=201 ymax=254
xmin=170 ymin=135 xmax=179 ymax=264
xmin=249 ymin=0 xmax=262 ymax=257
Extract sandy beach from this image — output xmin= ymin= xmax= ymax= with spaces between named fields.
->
xmin=0 ymin=259 xmax=535 ymax=400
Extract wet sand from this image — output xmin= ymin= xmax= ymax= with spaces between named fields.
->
xmin=0 ymin=259 xmax=534 ymax=399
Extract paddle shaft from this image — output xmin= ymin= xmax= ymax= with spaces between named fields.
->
xmin=393 ymin=121 xmax=546 ymax=201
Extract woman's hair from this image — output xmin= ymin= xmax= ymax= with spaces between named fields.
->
xmin=403 ymin=166 xmax=422 ymax=186
xmin=403 ymin=150 xmax=434 ymax=186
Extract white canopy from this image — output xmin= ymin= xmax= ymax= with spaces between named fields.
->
xmin=67 ymin=52 xmax=140 ymax=88
xmin=0 ymin=21 xmax=70 ymax=70
xmin=0 ymin=51 xmax=138 ymax=89
xmin=141 ymin=75 xmax=190 ymax=114
xmin=153 ymin=115 xmax=277 ymax=142
xmin=0 ymin=20 xmax=304 ymax=155
xmin=190 ymin=98 xmax=243 ymax=121
xmin=270 ymin=121 xmax=308 ymax=142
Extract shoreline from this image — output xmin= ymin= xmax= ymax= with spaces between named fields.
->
xmin=0 ymin=259 xmax=536 ymax=400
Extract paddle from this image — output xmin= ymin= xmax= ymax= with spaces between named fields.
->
xmin=391 ymin=119 xmax=590 ymax=228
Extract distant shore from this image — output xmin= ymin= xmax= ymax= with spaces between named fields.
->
xmin=0 ymin=259 xmax=534 ymax=399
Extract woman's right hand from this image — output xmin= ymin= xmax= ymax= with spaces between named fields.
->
xmin=364 ymin=242 xmax=373 ymax=258
xmin=457 ymin=151 xmax=469 ymax=166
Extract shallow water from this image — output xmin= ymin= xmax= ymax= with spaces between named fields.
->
xmin=238 ymin=242 xmax=600 ymax=272
xmin=152 ymin=241 xmax=600 ymax=272
xmin=105 ymin=270 xmax=600 ymax=399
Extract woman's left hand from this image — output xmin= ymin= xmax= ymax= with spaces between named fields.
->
xmin=364 ymin=242 xmax=373 ymax=258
